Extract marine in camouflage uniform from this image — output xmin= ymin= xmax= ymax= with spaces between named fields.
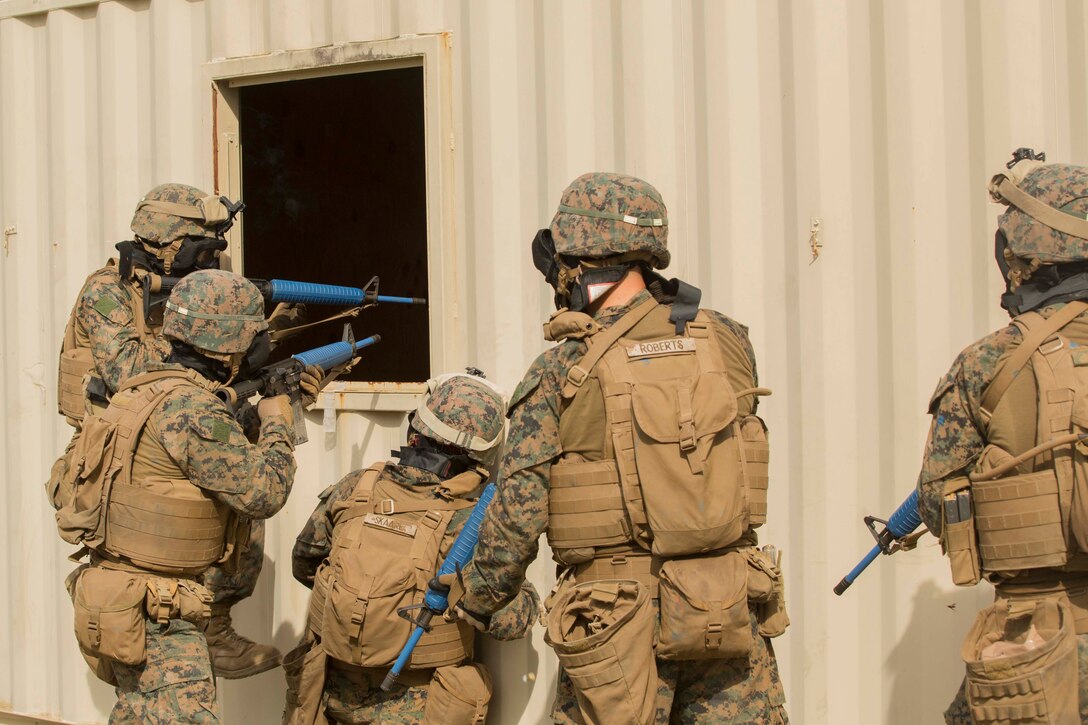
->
xmin=917 ymin=152 xmax=1088 ymax=723
xmin=72 ymin=270 xmax=297 ymax=723
xmin=459 ymin=173 xmax=789 ymax=724
xmin=57 ymin=184 xmax=293 ymax=678
xmin=286 ymin=373 xmax=539 ymax=725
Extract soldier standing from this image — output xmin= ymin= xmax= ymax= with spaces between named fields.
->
xmin=52 ymin=183 xmax=307 ymax=677
xmin=918 ymin=151 xmax=1088 ymax=724
xmin=284 ymin=371 xmax=539 ymax=725
xmin=454 ymin=173 xmax=789 ymax=724
xmin=57 ymin=270 xmax=298 ymax=722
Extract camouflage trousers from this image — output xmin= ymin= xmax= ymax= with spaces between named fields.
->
xmin=944 ymin=632 xmax=1088 ymax=724
xmin=203 ymin=518 xmax=264 ymax=606
xmin=552 ymin=614 xmax=788 ymax=725
xmin=321 ymin=667 xmax=430 ymax=725
xmin=111 ymin=619 xmax=219 ymax=724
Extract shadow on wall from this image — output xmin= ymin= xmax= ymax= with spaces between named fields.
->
xmin=885 ymin=578 xmax=992 ymax=725
xmin=219 ymin=551 xmax=294 ymax=723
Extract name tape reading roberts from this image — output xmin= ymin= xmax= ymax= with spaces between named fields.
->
xmin=364 ymin=513 xmax=418 ymax=538
xmin=627 ymin=337 xmax=696 ymax=358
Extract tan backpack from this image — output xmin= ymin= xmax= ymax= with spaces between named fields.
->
xmin=554 ymin=298 xmax=771 ymax=557
xmin=308 ymin=463 xmax=479 ymax=669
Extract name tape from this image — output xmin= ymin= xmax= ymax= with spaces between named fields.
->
xmin=626 ymin=337 xmax=696 ymax=358
xmin=364 ymin=513 xmax=417 ymax=538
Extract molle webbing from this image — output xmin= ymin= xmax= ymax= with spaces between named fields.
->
xmin=100 ymin=371 xmax=228 ymax=574
xmin=547 ymin=461 xmax=631 ymax=550
xmin=572 ymin=551 xmax=660 ymax=599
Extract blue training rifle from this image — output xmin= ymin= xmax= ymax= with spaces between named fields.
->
xmin=833 ymin=489 xmax=922 ymax=595
xmin=142 ymin=273 xmax=426 ymax=320
xmin=381 ymin=482 xmax=497 ymax=691
xmin=217 ymin=328 xmax=381 ymax=445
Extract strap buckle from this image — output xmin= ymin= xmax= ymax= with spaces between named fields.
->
xmin=705 ymin=621 xmax=723 ymax=649
xmin=566 ymin=365 xmax=589 ymax=388
xmin=378 ymin=499 xmax=396 ymax=515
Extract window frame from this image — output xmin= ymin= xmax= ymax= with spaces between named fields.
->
xmin=205 ymin=35 xmax=462 ymax=412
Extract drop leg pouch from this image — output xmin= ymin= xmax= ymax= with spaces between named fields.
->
xmin=422 ymin=662 xmax=493 ymax=725
xmin=962 ymin=598 xmax=1078 ymax=725
xmin=544 ymin=579 xmax=657 ymax=725
xmin=282 ymin=637 xmax=328 ymax=725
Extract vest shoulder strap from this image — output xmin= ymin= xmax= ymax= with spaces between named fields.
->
xmin=332 ymin=462 xmax=388 ymax=527
xmin=980 ymin=300 xmax=1088 ymax=420
xmin=119 ymin=368 xmax=216 ymax=394
xmin=562 ymin=297 xmax=659 ymax=399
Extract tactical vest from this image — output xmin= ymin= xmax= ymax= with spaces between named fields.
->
xmin=307 ymin=463 xmax=479 ymax=670
xmin=57 ymin=263 xmax=152 ymax=425
xmin=54 ymin=369 xmax=235 ymax=575
xmin=544 ymin=298 xmax=771 ymax=574
xmin=969 ymin=301 xmax=1088 ymax=578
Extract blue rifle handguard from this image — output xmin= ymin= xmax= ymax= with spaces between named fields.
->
xmin=834 ymin=489 xmax=922 ymax=595
xmin=267 ymin=279 xmax=425 ymax=306
xmin=381 ymin=483 xmax=496 ymax=691
xmin=292 ymin=334 xmax=381 ymax=372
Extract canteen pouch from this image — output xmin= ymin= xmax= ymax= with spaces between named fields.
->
xmin=320 ymin=556 xmax=414 ymax=666
xmin=283 ymin=637 xmax=329 ymax=725
xmin=422 ymin=663 xmax=493 ymax=725
xmin=545 ymin=579 xmax=656 ymax=725
xmin=962 ymin=598 xmax=1078 ymax=724
xmin=658 ymin=551 xmax=752 ymax=660
xmin=745 ymin=547 xmax=790 ymax=638
xmin=70 ymin=566 xmax=147 ymax=666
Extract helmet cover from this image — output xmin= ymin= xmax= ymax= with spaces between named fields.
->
xmin=549 ymin=172 xmax=670 ymax=269
xmin=162 ymin=269 xmax=267 ymax=354
xmin=411 ymin=371 xmax=506 ymax=463
xmin=991 ymin=157 xmax=1088 ymax=265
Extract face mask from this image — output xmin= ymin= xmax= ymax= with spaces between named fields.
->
xmin=237 ymin=331 xmax=271 ymax=380
xmin=171 ymin=236 xmax=227 ymax=275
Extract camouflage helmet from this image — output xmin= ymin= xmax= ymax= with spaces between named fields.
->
xmin=549 ymin=172 xmax=670 ymax=269
xmin=990 ymin=153 xmax=1088 ymax=266
xmin=130 ymin=183 xmax=235 ymax=245
xmin=162 ymin=270 xmax=267 ymax=354
xmin=411 ymin=371 xmax=506 ymax=463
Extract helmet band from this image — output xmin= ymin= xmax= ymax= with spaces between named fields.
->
xmin=990 ymin=174 xmax=1088 ymax=241
xmin=135 ymin=195 xmax=230 ymax=224
xmin=557 ymin=204 xmax=666 ymax=227
xmin=165 ymin=300 xmax=267 ymax=324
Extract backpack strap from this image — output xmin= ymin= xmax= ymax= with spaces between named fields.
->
xmin=980 ymin=300 xmax=1088 ymax=421
xmin=332 ymin=462 xmax=388 ymax=527
xmin=562 ymin=297 xmax=658 ymax=400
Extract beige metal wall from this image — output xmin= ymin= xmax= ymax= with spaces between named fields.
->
xmin=1 ymin=0 xmax=1085 ymax=723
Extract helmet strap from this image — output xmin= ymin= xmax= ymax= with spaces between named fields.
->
xmin=167 ymin=342 xmax=232 ymax=383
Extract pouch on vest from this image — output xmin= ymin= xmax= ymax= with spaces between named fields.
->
xmin=940 ymin=477 xmax=982 ymax=587
xmin=57 ymin=345 xmax=94 ymax=424
xmin=143 ymin=576 xmax=213 ymax=630
xmin=971 ymin=444 xmax=1069 ymax=572
xmin=1070 ymin=389 xmax=1088 ymax=553
xmin=739 ymin=416 xmax=771 ymax=527
xmin=283 ymin=637 xmax=329 ymax=725
xmin=745 ymin=546 xmax=790 ymax=638
xmin=544 ymin=579 xmax=657 ymax=725
xmin=320 ymin=555 xmax=416 ymax=667
xmin=961 ymin=598 xmax=1079 ymax=724
xmin=70 ymin=566 xmax=147 ymax=666
xmin=657 ymin=550 xmax=752 ymax=660
xmin=54 ymin=414 xmax=120 ymax=547
xmin=422 ymin=663 xmax=493 ymax=725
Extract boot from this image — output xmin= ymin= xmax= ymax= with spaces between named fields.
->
xmin=205 ymin=605 xmax=282 ymax=679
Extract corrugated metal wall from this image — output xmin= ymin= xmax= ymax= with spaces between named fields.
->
xmin=1 ymin=0 xmax=1085 ymax=723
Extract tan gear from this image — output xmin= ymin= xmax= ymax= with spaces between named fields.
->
xmin=305 ymin=463 xmax=478 ymax=670
xmin=964 ymin=301 xmax=1088 ymax=578
xmin=422 ymin=663 xmax=493 ymax=725
xmin=52 ymin=369 xmax=243 ymax=575
xmin=56 ymin=264 xmax=151 ymax=426
xmin=961 ymin=598 xmax=1079 ymax=724
xmin=546 ymin=298 xmax=772 ymax=561
xmin=205 ymin=604 xmax=282 ymax=679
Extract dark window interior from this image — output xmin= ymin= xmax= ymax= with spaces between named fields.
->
xmin=238 ymin=66 xmax=429 ymax=383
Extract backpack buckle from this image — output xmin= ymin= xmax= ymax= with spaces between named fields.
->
xmin=566 ymin=365 xmax=589 ymax=388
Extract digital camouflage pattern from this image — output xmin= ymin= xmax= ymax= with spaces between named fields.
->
xmin=203 ymin=520 xmax=264 ymax=606
xmin=140 ymin=361 xmax=295 ymax=519
xmin=410 ymin=375 xmax=506 ymax=464
xmin=73 ymin=265 xmax=171 ymax=393
xmin=111 ymin=619 xmax=220 ymax=724
xmin=994 ymin=162 xmax=1088 ymax=264
xmin=553 ymin=615 xmax=788 ymax=725
xmin=131 ymin=183 xmax=219 ymax=245
xmin=550 ymin=173 xmax=670 ymax=268
xmin=322 ymin=667 xmax=429 ymax=725
xmin=162 ymin=270 xmax=267 ymax=354
xmin=942 ymin=634 xmax=1088 ymax=724
xmin=459 ymin=286 xmax=783 ymax=722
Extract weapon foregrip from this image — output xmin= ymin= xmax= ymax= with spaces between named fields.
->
xmin=268 ymin=279 xmax=365 ymax=306
xmin=292 ymin=335 xmax=380 ymax=372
